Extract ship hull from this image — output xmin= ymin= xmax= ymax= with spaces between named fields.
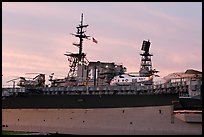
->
xmin=2 ymin=93 xmax=179 ymax=109
xmin=179 ymin=97 xmax=202 ymax=110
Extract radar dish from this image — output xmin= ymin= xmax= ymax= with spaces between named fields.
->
xmin=141 ymin=40 xmax=151 ymax=53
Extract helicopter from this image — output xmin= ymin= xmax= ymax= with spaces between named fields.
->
xmin=110 ymin=69 xmax=161 ymax=86
xmin=6 ymin=73 xmax=46 ymax=87
xmin=109 ymin=73 xmax=154 ymax=86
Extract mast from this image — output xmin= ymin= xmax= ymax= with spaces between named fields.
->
xmin=139 ymin=40 xmax=153 ymax=77
xmin=64 ymin=13 xmax=90 ymax=79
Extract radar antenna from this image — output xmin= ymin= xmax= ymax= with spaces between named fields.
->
xmin=139 ymin=40 xmax=153 ymax=77
xmin=139 ymin=40 xmax=159 ymax=79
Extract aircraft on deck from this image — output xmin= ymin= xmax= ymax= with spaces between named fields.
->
xmin=110 ymin=73 xmax=153 ymax=86
xmin=6 ymin=73 xmax=45 ymax=87
xmin=110 ymin=71 xmax=167 ymax=86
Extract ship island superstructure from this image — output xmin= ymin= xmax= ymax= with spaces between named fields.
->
xmin=2 ymin=14 xmax=202 ymax=135
xmin=48 ymin=14 xmax=126 ymax=87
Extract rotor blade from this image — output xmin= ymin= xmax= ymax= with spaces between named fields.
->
xmin=25 ymin=72 xmax=46 ymax=75
xmin=6 ymin=77 xmax=20 ymax=83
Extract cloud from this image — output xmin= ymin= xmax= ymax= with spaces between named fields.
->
xmin=2 ymin=2 xmax=75 ymax=19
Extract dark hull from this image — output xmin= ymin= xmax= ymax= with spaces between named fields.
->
xmin=179 ymin=97 xmax=202 ymax=110
xmin=2 ymin=93 xmax=179 ymax=109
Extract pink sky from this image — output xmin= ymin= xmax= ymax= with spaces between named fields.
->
xmin=2 ymin=2 xmax=202 ymax=86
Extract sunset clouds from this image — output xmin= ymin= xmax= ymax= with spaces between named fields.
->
xmin=2 ymin=2 xmax=202 ymax=86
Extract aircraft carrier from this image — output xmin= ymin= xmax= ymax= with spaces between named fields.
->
xmin=2 ymin=14 xmax=202 ymax=135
